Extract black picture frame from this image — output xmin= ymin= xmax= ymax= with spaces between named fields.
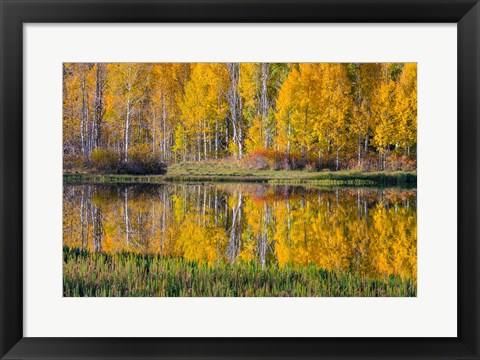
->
xmin=1 ymin=0 xmax=479 ymax=359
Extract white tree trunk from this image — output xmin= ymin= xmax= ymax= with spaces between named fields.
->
xmin=124 ymin=99 xmax=131 ymax=162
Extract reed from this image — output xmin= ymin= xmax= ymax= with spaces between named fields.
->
xmin=63 ymin=247 xmax=416 ymax=297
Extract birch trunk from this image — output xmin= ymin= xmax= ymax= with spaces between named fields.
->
xmin=124 ymin=99 xmax=131 ymax=162
xmin=93 ymin=205 xmax=102 ymax=252
xmin=203 ymin=119 xmax=207 ymax=160
xmin=80 ymin=66 xmax=87 ymax=161
xmin=124 ymin=188 xmax=130 ymax=246
xmin=260 ymin=63 xmax=270 ymax=148
xmin=162 ymin=93 xmax=167 ymax=160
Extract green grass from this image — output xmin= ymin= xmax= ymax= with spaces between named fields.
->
xmin=63 ymin=247 xmax=416 ymax=297
xmin=64 ymin=161 xmax=416 ymax=187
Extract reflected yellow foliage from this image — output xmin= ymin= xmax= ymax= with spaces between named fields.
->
xmin=64 ymin=183 xmax=416 ymax=282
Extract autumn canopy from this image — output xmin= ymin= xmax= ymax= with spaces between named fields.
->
xmin=63 ymin=63 xmax=416 ymax=173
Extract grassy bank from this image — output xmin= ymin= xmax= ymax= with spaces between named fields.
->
xmin=64 ymin=162 xmax=416 ymax=187
xmin=63 ymin=247 xmax=416 ymax=297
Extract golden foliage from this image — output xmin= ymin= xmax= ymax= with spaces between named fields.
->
xmin=64 ymin=184 xmax=417 ymax=281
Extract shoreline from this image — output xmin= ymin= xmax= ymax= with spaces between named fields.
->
xmin=64 ymin=169 xmax=416 ymax=187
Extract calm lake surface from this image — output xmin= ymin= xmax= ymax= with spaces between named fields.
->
xmin=63 ymin=183 xmax=416 ymax=280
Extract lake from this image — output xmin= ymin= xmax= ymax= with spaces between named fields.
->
xmin=63 ymin=183 xmax=416 ymax=285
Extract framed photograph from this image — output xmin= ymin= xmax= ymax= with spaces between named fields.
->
xmin=1 ymin=0 xmax=479 ymax=359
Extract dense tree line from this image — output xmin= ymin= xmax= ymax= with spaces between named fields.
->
xmin=63 ymin=63 xmax=416 ymax=172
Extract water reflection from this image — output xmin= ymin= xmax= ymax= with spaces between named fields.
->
xmin=63 ymin=183 xmax=416 ymax=280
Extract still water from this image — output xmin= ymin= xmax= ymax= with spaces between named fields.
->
xmin=63 ymin=183 xmax=417 ymax=279
xmin=63 ymin=183 xmax=416 ymax=280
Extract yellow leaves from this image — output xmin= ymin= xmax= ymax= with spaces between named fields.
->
xmin=179 ymin=63 xmax=229 ymax=145
xmin=275 ymin=63 xmax=352 ymax=158
xmin=371 ymin=63 xmax=417 ymax=155
xmin=372 ymin=79 xmax=396 ymax=150
xmin=239 ymin=63 xmax=259 ymax=111
xmin=369 ymin=201 xmax=417 ymax=279
xmin=175 ymin=217 xmax=220 ymax=264
xmin=107 ymin=63 xmax=149 ymax=102
xmin=172 ymin=124 xmax=187 ymax=155
xmin=172 ymin=194 xmax=185 ymax=223
xmin=244 ymin=115 xmax=264 ymax=154
xmin=101 ymin=233 xmax=115 ymax=253
xmin=394 ymin=63 xmax=417 ymax=149
xmin=64 ymin=62 xmax=417 ymax=168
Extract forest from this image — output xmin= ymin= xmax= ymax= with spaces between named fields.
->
xmin=63 ymin=62 xmax=417 ymax=175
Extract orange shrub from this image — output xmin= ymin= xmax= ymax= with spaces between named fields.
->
xmin=386 ymin=154 xmax=416 ymax=171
